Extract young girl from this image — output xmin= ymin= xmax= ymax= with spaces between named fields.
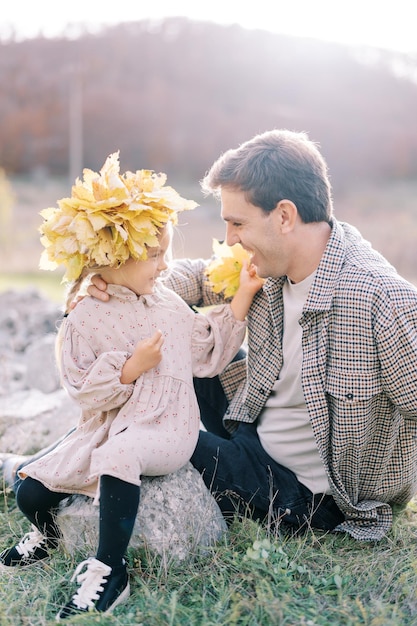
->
xmin=0 ymin=154 xmax=263 ymax=620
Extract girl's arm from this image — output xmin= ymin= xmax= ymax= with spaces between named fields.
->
xmin=191 ymin=263 xmax=263 ymax=378
xmin=60 ymin=321 xmax=135 ymax=412
xmin=230 ymin=262 xmax=264 ymax=321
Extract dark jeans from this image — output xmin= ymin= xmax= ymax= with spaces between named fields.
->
xmin=192 ymin=375 xmax=344 ymax=532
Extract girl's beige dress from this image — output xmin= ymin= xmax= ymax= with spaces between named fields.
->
xmin=20 ymin=283 xmax=246 ymax=501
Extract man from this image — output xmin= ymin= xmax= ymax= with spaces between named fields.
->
xmin=5 ymin=129 xmax=417 ymax=540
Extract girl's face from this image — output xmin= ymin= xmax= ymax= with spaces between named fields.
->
xmin=103 ymin=227 xmax=171 ymax=295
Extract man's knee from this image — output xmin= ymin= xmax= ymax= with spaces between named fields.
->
xmin=191 ymin=430 xmax=222 ymax=473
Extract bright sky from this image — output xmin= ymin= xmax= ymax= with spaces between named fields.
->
xmin=2 ymin=0 xmax=416 ymax=54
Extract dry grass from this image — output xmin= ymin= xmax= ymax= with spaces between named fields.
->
xmin=1 ymin=491 xmax=417 ymax=625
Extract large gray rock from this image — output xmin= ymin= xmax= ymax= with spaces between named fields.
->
xmin=57 ymin=463 xmax=226 ymax=562
xmin=24 ymin=334 xmax=61 ymax=393
xmin=0 ymin=289 xmax=62 ymax=397
xmin=0 ymin=288 xmax=62 ymax=354
xmin=0 ymin=289 xmax=227 ymax=561
xmin=0 ymin=388 xmax=78 ymax=453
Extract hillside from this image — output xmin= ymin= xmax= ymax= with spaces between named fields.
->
xmin=1 ymin=18 xmax=417 ymax=191
xmin=1 ymin=19 xmax=417 ymax=289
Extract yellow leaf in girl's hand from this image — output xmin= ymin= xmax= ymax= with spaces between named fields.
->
xmin=205 ymin=239 xmax=252 ymax=298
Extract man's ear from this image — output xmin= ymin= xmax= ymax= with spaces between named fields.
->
xmin=275 ymin=200 xmax=298 ymax=233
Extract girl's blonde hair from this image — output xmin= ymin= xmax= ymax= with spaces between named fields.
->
xmin=55 ymin=267 xmax=92 ymax=378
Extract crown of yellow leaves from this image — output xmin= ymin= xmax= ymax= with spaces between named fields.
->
xmin=205 ymin=239 xmax=253 ymax=298
xmin=39 ymin=152 xmax=198 ymax=282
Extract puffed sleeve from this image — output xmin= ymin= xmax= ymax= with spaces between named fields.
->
xmin=60 ymin=319 xmax=135 ymax=412
xmin=191 ymin=304 xmax=247 ymax=378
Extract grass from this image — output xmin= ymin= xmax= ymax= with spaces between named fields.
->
xmin=1 ymin=488 xmax=417 ymax=625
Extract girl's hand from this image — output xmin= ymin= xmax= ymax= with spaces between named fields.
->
xmin=230 ymin=262 xmax=264 ymax=321
xmin=238 ymin=261 xmax=264 ymax=296
xmin=121 ymin=330 xmax=164 ymax=384
xmin=132 ymin=330 xmax=164 ymax=373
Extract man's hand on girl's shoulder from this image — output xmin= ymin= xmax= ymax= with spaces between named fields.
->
xmin=86 ymin=275 xmax=110 ymax=302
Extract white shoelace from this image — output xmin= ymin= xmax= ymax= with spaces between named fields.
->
xmin=70 ymin=558 xmax=112 ymax=610
xmin=15 ymin=525 xmax=46 ymax=558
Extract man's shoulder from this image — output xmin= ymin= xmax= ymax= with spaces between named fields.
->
xmin=340 ymin=222 xmax=416 ymax=293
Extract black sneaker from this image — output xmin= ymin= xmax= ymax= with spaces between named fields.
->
xmin=55 ymin=557 xmax=130 ymax=621
xmin=0 ymin=525 xmax=50 ymax=568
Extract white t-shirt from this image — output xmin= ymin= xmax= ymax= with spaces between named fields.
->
xmin=257 ymin=273 xmax=330 ymax=495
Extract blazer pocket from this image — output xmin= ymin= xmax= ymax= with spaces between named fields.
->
xmin=325 ymin=369 xmax=382 ymax=403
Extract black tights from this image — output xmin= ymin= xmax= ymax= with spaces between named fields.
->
xmin=97 ymin=475 xmax=140 ymax=567
xmin=16 ymin=475 xmax=140 ymax=567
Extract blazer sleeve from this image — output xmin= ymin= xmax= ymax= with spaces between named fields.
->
xmin=164 ymin=258 xmax=228 ymax=308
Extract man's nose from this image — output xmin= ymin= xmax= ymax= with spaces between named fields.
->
xmin=225 ymin=224 xmax=239 ymax=247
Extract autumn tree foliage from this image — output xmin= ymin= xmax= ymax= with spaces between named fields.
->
xmin=1 ymin=18 xmax=417 ymax=190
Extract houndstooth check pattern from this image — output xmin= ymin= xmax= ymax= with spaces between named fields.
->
xmin=166 ymin=219 xmax=417 ymax=541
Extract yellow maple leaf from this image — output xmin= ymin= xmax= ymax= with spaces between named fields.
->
xmin=205 ymin=239 xmax=252 ymax=298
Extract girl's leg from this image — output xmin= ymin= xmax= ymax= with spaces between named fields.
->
xmin=56 ymin=475 xmax=139 ymax=620
xmin=96 ymin=474 xmax=140 ymax=567
xmin=0 ymin=477 xmax=71 ymax=568
xmin=16 ymin=476 xmax=70 ymax=545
